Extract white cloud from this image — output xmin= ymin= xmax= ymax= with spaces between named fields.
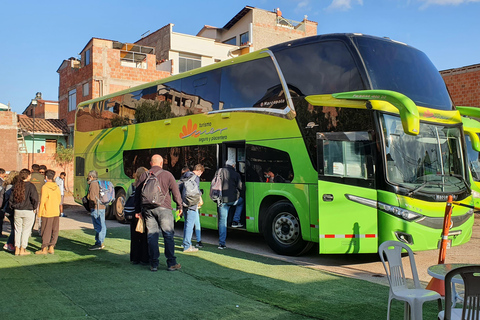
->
xmin=419 ymin=0 xmax=480 ymax=9
xmin=294 ymin=0 xmax=312 ymax=14
xmin=326 ymin=0 xmax=364 ymax=11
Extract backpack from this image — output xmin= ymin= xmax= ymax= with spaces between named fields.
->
xmin=1 ymin=187 xmax=13 ymax=216
xmin=141 ymin=170 xmax=166 ymax=208
xmin=209 ymin=168 xmax=223 ymax=205
xmin=123 ymin=186 xmax=136 ymax=221
xmin=180 ymin=174 xmax=201 ymax=207
xmin=97 ymin=180 xmax=115 ymax=205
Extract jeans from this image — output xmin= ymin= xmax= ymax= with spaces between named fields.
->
xmin=194 ymin=212 xmax=201 ymax=242
xmin=218 ymin=197 xmax=244 ymax=246
xmin=143 ymin=206 xmax=177 ymax=268
xmin=90 ymin=209 xmax=106 ymax=245
xmin=182 ymin=208 xmax=199 ymax=250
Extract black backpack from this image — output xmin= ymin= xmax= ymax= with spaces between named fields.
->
xmin=123 ymin=186 xmax=136 ymax=221
xmin=141 ymin=170 xmax=166 ymax=208
xmin=1 ymin=187 xmax=13 ymax=217
xmin=180 ymin=174 xmax=201 ymax=207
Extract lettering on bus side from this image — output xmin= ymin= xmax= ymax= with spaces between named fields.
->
xmin=179 ymin=119 xmax=228 ymax=143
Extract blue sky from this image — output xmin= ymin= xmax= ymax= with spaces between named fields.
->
xmin=1 ymin=0 xmax=479 ymax=114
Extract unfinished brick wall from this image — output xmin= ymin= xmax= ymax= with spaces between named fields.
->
xmin=441 ymin=64 xmax=480 ymax=107
xmin=252 ymin=10 xmax=318 ymax=50
xmin=0 ymin=111 xmax=20 ymax=171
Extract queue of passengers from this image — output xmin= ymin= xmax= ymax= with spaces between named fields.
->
xmin=0 ymin=164 xmax=66 ymax=255
xmin=0 ymin=156 xmax=244 ymax=273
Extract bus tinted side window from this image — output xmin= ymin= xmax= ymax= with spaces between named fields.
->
xmin=123 ymin=145 xmax=218 ymax=181
xmin=220 ymin=57 xmax=283 ymax=110
xmin=275 ymin=41 xmax=365 ymax=96
xmin=246 ymin=145 xmax=294 ymax=183
xmin=181 ymin=69 xmax=221 ymax=113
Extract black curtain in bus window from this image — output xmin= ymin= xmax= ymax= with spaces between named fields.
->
xmin=181 ymin=69 xmax=221 ymax=113
xmin=219 ymin=57 xmax=282 ymax=110
xmin=274 ymin=41 xmax=365 ymax=96
xmin=246 ymin=145 xmax=294 ymax=183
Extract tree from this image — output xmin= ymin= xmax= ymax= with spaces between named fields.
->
xmin=53 ymin=144 xmax=74 ymax=191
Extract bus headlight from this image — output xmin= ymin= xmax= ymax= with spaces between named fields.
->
xmin=472 ymin=190 xmax=480 ymax=199
xmin=378 ymin=202 xmax=423 ymax=221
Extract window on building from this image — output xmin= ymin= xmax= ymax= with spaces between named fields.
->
xmin=240 ymin=32 xmax=249 ymax=45
xmin=223 ymin=37 xmax=236 ymax=45
xmin=68 ymin=89 xmax=77 ymax=112
xmin=83 ymin=83 xmax=89 ymax=97
xmin=179 ymin=53 xmax=201 ymax=73
xmin=84 ymin=49 xmax=90 ymax=66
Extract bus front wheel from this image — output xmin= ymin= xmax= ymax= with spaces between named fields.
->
xmin=263 ymin=201 xmax=312 ymax=256
xmin=112 ymin=188 xmax=127 ymax=223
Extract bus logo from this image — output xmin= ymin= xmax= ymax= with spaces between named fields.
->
xmin=179 ymin=119 xmax=228 ymax=142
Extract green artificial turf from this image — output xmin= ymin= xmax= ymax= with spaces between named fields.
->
xmin=0 ymin=227 xmax=440 ymax=319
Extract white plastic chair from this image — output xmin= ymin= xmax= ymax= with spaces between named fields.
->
xmin=379 ymin=240 xmax=442 ymax=320
xmin=438 ymin=265 xmax=480 ymax=320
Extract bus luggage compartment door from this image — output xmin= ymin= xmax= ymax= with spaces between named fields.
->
xmin=317 ymin=132 xmax=378 ymax=254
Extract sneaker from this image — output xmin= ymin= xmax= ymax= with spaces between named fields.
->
xmin=218 ymin=245 xmax=227 ymax=250
xmin=60 ymin=213 xmax=67 ymax=217
xmin=195 ymin=241 xmax=204 ymax=248
xmin=150 ymin=266 xmax=158 ymax=272
xmin=4 ymin=244 xmax=14 ymax=252
xmin=88 ymin=244 xmax=105 ymax=251
xmin=167 ymin=263 xmax=181 ymax=271
xmin=231 ymin=221 xmax=244 ymax=228
xmin=183 ymin=246 xmax=199 ymax=253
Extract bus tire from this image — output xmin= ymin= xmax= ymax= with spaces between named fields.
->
xmin=112 ymin=188 xmax=127 ymax=223
xmin=263 ymin=200 xmax=312 ymax=256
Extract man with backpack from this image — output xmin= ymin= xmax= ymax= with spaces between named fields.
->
xmin=86 ymin=170 xmax=107 ymax=250
xmin=134 ymin=154 xmax=183 ymax=272
xmin=215 ymin=159 xmax=244 ymax=250
xmin=178 ymin=164 xmax=204 ymax=253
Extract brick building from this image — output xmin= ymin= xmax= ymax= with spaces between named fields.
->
xmin=196 ymin=6 xmax=317 ymax=52
xmin=57 ymin=38 xmax=170 ymax=136
xmin=58 ymin=6 xmax=317 ymax=132
xmin=0 ymin=109 xmax=21 ymax=172
xmin=440 ymin=63 xmax=480 ymax=108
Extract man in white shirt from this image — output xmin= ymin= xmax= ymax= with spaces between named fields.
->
xmin=55 ymin=172 xmax=67 ymax=217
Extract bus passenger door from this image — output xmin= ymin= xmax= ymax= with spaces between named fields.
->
xmin=221 ymin=141 xmax=246 ymax=227
xmin=316 ymin=132 xmax=378 ymax=254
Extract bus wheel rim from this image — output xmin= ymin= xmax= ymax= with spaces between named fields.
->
xmin=273 ymin=212 xmax=300 ymax=244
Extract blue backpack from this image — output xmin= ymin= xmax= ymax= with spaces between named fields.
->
xmin=97 ymin=180 xmax=115 ymax=205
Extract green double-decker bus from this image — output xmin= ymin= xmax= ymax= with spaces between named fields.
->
xmin=74 ymin=33 xmax=474 ymax=255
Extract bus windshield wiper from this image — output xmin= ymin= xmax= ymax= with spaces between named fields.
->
xmin=407 ymin=181 xmax=442 ymax=197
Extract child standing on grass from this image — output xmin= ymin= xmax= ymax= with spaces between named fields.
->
xmin=36 ymin=170 xmax=61 ymax=255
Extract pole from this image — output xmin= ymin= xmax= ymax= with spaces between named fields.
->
xmin=425 ymin=195 xmax=453 ymax=296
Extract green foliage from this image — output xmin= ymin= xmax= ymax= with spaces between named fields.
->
xmin=134 ymin=100 xmax=173 ymax=124
xmin=53 ymin=144 xmax=73 ymax=168
xmin=110 ymin=115 xmax=131 ymax=127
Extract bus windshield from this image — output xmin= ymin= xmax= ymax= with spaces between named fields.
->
xmin=382 ymin=114 xmax=466 ymax=194
xmin=353 ymin=36 xmax=453 ymax=111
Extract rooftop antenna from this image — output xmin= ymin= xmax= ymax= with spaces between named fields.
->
xmin=140 ymin=30 xmax=150 ymax=38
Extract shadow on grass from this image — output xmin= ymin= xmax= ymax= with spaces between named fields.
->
xmin=0 ymin=227 xmax=440 ymax=320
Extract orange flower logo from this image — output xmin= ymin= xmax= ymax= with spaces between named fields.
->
xmin=179 ymin=119 xmax=200 ymax=139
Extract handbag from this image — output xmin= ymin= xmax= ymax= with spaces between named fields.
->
xmin=135 ymin=215 xmax=145 ymax=233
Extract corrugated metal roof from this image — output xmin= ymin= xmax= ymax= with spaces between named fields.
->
xmin=17 ymin=116 xmax=69 ymax=135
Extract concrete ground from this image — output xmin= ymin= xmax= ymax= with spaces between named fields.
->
xmin=9 ymin=194 xmax=478 ymax=287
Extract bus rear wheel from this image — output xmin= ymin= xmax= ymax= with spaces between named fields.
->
xmin=112 ymin=188 xmax=127 ymax=223
xmin=263 ymin=201 xmax=312 ymax=256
